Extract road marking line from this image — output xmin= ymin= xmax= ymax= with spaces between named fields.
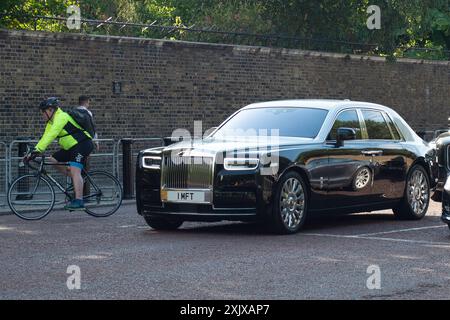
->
xmin=355 ymin=225 xmax=446 ymax=237
xmin=302 ymin=232 xmax=450 ymax=246
xmin=356 ymin=236 xmax=450 ymax=246
xmin=302 ymin=233 xmax=359 ymax=239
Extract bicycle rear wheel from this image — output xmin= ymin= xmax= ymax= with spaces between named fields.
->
xmin=82 ymin=171 xmax=123 ymax=217
xmin=7 ymin=174 xmax=55 ymax=220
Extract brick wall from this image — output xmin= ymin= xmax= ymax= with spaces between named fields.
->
xmin=0 ymin=28 xmax=449 ymax=143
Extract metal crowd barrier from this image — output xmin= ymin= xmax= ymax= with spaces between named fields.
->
xmin=6 ymin=139 xmax=119 ymax=208
xmin=116 ymin=138 xmax=164 ymax=199
xmin=86 ymin=138 xmax=117 ymax=178
xmin=0 ymin=142 xmax=7 ymax=207
xmin=0 ymin=137 xmax=163 ymax=209
xmin=8 ymin=139 xmax=67 ymax=206
xmin=8 ymin=139 xmax=116 ymax=184
xmin=8 ymin=139 xmax=39 ymax=193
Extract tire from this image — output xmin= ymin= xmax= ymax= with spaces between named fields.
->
xmin=393 ymin=165 xmax=430 ymax=220
xmin=448 ymin=224 xmax=450 ymax=231
xmin=144 ymin=216 xmax=183 ymax=230
xmin=83 ymin=171 xmax=123 ymax=218
xmin=7 ymin=174 xmax=55 ymax=220
xmin=270 ymin=171 xmax=309 ymax=234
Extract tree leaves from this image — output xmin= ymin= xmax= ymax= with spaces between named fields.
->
xmin=0 ymin=0 xmax=449 ymax=60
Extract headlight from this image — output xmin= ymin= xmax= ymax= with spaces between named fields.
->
xmin=224 ymin=158 xmax=259 ymax=171
xmin=142 ymin=156 xmax=161 ymax=169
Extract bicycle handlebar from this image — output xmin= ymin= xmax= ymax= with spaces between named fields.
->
xmin=22 ymin=155 xmax=44 ymax=171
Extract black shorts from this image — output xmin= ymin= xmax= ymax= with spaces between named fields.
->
xmin=52 ymin=140 xmax=94 ymax=169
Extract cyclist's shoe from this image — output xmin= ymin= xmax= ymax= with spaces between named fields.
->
xmin=64 ymin=199 xmax=86 ymax=211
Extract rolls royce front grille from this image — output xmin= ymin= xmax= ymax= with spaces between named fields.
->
xmin=161 ymin=155 xmax=214 ymax=189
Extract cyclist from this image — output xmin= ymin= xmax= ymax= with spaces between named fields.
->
xmin=26 ymin=97 xmax=94 ymax=211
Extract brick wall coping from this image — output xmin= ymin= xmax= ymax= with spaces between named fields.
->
xmin=2 ymin=28 xmax=449 ymax=67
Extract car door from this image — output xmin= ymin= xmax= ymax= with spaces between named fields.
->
xmin=359 ymin=109 xmax=407 ymax=203
xmin=324 ymin=108 xmax=376 ymax=208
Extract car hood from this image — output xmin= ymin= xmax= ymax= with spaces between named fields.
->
xmin=144 ymin=136 xmax=317 ymax=155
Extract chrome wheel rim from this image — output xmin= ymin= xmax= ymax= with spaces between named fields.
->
xmin=407 ymin=169 xmax=429 ymax=215
xmin=355 ymin=168 xmax=371 ymax=189
xmin=279 ymin=178 xmax=305 ymax=230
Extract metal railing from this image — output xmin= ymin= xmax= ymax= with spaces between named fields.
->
xmin=3 ymin=14 xmax=449 ymax=60
xmin=27 ymin=15 xmax=379 ymax=54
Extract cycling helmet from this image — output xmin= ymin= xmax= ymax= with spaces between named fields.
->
xmin=39 ymin=97 xmax=60 ymax=110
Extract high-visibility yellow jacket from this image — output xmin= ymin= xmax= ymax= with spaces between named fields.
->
xmin=35 ymin=108 xmax=92 ymax=152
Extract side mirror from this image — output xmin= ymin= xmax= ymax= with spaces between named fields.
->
xmin=163 ymin=136 xmax=184 ymax=146
xmin=204 ymin=127 xmax=218 ymax=138
xmin=336 ymin=127 xmax=356 ymax=147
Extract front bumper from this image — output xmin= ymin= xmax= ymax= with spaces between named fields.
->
xmin=136 ymin=162 xmax=274 ymax=222
xmin=140 ymin=203 xmax=258 ymax=222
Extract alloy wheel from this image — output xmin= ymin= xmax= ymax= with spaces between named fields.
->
xmin=279 ymin=177 xmax=306 ymax=230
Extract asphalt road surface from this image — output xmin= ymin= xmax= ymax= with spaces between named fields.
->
xmin=1 ymin=201 xmax=449 ymax=300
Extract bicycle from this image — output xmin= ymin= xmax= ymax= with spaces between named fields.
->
xmin=7 ymin=151 xmax=123 ymax=220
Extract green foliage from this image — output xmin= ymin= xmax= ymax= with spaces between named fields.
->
xmin=173 ymin=0 xmax=272 ymax=45
xmin=0 ymin=0 xmax=448 ymax=60
xmin=0 ymin=0 xmax=78 ymax=31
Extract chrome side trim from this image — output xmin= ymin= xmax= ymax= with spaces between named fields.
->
xmin=146 ymin=212 xmax=257 ymax=217
xmin=211 ymin=206 xmax=256 ymax=210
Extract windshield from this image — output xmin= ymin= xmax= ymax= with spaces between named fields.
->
xmin=212 ymin=107 xmax=328 ymax=139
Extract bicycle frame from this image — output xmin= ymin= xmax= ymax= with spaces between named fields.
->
xmin=27 ymin=156 xmax=102 ymax=203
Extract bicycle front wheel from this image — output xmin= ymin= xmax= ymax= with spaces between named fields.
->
xmin=7 ymin=174 xmax=55 ymax=220
xmin=83 ymin=171 xmax=123 ymax=217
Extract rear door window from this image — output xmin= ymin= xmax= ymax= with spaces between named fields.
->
xmin=361 ymin=110 xmax=394 ymax=140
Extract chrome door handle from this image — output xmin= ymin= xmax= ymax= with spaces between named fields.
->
xmin=362 ymin=150 xmax=383 ymax=156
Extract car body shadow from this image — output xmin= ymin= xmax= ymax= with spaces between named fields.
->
xmin=167 ymin=212 xmax=404 ymax=236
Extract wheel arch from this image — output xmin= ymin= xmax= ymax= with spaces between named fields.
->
xmin=410 ymin=157 xmax=433 ymax=185
xmin=277 ymin=165 xmax=312 ymax=198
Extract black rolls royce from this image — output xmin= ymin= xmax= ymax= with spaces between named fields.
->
xmin=136 ymin=100 xmax=436 ymax=234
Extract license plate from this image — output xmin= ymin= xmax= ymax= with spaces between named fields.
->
xmin=162 ymin=190 xmax=207 ymax=203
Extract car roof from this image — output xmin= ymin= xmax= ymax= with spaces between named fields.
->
xmin=241 ymin=99 xmax=391 ymax=112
